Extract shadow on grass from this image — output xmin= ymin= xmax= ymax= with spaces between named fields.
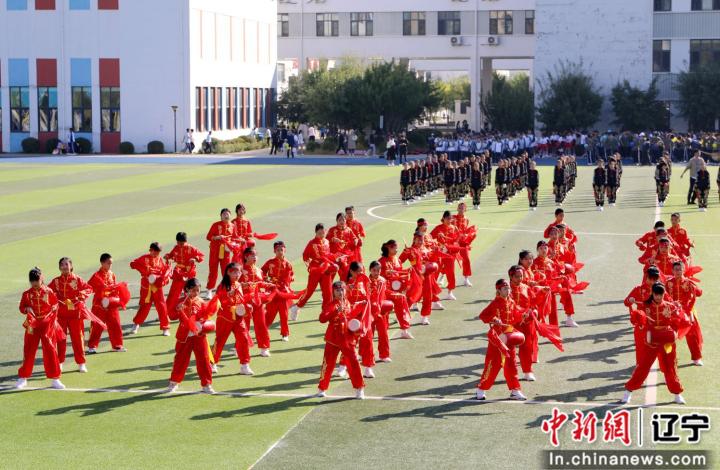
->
xmin=36 ymin=389 xmax=181 ymax=417
xmin=190 ymin=396 xmax=316 ymax=420
xmin=361 ymin=400 xmax=500 ymax=422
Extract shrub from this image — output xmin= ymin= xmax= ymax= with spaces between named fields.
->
xmin=211 ymin=136 xmax=269 ymax=154
xmin=147 ymin=140 xmax=165 ymax=154
xmin=76 ymin=137 xmax=92 ymax=154
xmin=306 ymin=140 xmax=319 ymax=152
xmin=119 ymin=141 xmax=135 ymax=154
xmin=45 ymin=138 xmax=60 ymax=154
xmin=321 ymin=136 xmax=338 ymax=152
xmin=21 ymin=137 xmax=40 ymax=154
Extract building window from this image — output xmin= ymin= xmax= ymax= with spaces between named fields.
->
xmin=71 ymin=86 xmax=92 ymax=132
xmin=490 ymin=11 xmax=513 ymax=35
xmin=652 ymin=40 xmax=671 ymax=72
xmin=10 ymin=86 xmax=30 ymax=132
xmin=278 ymin=13 xmax=289 ymax=37
xmin=691 ymin=0 xmax=720 ymax=10
xmin=350 ymin=12 xmax=373 ymax=36
xmin=524 ymin=11 xmax=534 ymax=34
xmin=38 ymin=87 xmax=58 ymax=132
xmin=403 ymin=11 xmax=426 ymax=36
xmin=654 ymin=0 xmax=672 ymax=11
xmin=316 ymin=13 xmax=339 ymax=37
xmin=277 ymin=63 xmax=286 ymax=83
xmin=690 ymin=39 xmax=720 ymax=70
xmin=438 ymin=11 xmax=461 ymax=35
xmin=100 ymin=86 xmax=120 ymax=132
xmin=195 ymin=87 xmax=203 ymax=132
xmin=226 ymin=88 xmax=232 ymax=130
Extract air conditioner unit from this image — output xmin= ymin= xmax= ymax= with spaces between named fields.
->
xmin=486 ymin=36 xmax=500 ymax=46
xmin=450 ymin=36 xmax=463 ymax=46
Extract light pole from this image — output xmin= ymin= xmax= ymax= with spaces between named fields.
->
xmin=171 ymin=105 xmax=178 ymax=153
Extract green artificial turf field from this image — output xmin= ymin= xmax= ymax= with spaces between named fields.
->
xmin=0 ymin=161 xmax=718 ymax=469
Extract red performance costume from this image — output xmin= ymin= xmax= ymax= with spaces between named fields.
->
xmin=206 ymin=219 xmax=238 ymax=290
xmin=666 ymin=274 xmax=703 ymax=363
xmin=451 ymin=207 xmax=477 ymax=282
xmin=378 ymin=254 xmax=413 ymax=332
xmin=294 ymin=234 xmax=338 ymax=310
xmin=49 ymin=272 xmax=93 ymax=366
xmin=212 ymin=280 xmax=252 ymax=369
xmin=399 ymin=240 xmax=439 ymax=321
xmin=346 ymin=216 xmax=366 ymax=262
xmin=262 ymin=255 xmax=295 ymax=339
xmin=368 ymin=274 xmax=395 ymax=361
xmin=346 ymin=273 xmax=375 ymax=370
xmin=169 ymin=295 xmax=216 ymax=390
xmin=87 ymin=268 xmax=130 ymax=351
xmin=240 ymin=262 xmax=272 ymax=353
xmin=130 ymin=251 xmax=171 ymax=332
xmin=431 ymin=218 xmax=462 ymax=294
xmin=327 ymin=221 xmax=360 ymax=281
xmin=317 ymin=297 xmax=366 ymax=394
xmin=18 ymin=285 xmax=62 ymax=381
xmin=667 ymin=224 xmax=693 ymax=260
xmin=164 ymin=242 xmax=205 ymax=312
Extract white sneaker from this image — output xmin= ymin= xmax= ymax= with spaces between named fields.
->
xmin=201 ymin=385 xmax=215 ymax=394
xmin=476 ymin=389 xmax=486 ymax=400
xmin=86 ymin=348 xmax=97 ymax=354
xmin=166 ymin=381 xmax=179 ymax=393
xmin=15 ymin=378 xmax=28 ymax=389
xmin=674 ymin=394 xmax=686 ymax=404
xmin=289 ymin=304 xmax=301 ymax=321
xmin=281 ymin=336 xmax=289 ymax=342
xmin=259 ymin=349 xmax=271 ymax=357
xmin=334 ymin=365 xmax=348 ymax=379
xmin=438 ymin=274 xmax=446 ymax=286
xmin=523 ymin=372 xmax=536 ymax=382
xmin=404 ymin=200 xmax=409 ymax=205
xmin=240 ymin=364 xmax=254 ymax=375
xmin=410 ymin=303 xmax=419 ymax=312
xmin=51 ymin=379 xmax=65 ymax=390
xmin=692 ymin=359 xmax=704 ymax=366
xmin=205 ymin=290 xmax=214 ymax=300
xmin=565 ymin=316 xmax=579 ymax=328
xmin=130 ymin=324 xmax=140 ymax=335
xmin=162 ymin=329 xmax=170 ymax=337
xmin=464 ymin=277 xmax=473 ymax=287
xmin=78 ymin=363 xmax=88 ymax=373
xmin=421 ymin=316 xmax=430 ymax=326
xmin=400 ymin=329 xmax=414 ymax=339
xmin=533 ymin=207 xmax=537 ymax=211
xmin=444 ymin=291 xmax=457 ymax=301
xmin=211 ymin=364 xmax=218 ymax=373
xmin=611 ymin=203 xmax=616 ymax=207
xmin=620 ymin=390 xmax=631 ymax=404
xmin=378 ymin=357 xmax=392 ymax=363
xmin=316 ymin=389 xmax=327 ymax=398
xmin=432 ymin=302 xmax=445 ymax=310
xmin=355 ymin=388 xmax=365 ymax=400
xmin=113 ymin=346 xmax=127 ymax=352
xmin=59 ymin=363 xmax=64 ymax=372
xmin=509 ymin=389 xmax=527 ymax=401
xmin=363 ymin=367 xmax=375 ymax=378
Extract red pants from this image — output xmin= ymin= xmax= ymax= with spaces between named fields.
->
xmin=459 ymin=248 xmax=472 ymax=277
xmin=265 ymin=297 xmax=290 ymax=338
xmin=18 ymin=328 xmax=61 ymax=379
xmin=358 ymin=326 xmax=376 ymax=367
xmin=559 ymin=291 xmax=575 ymax=316
xmin=685 ymin=317 xmax=703 ymax=361
xmin=166 ymin=278 xmax=185 ymax=313
xmin=441 ymin=258 xmax=456 ymax=291
xmin=57 ymin=316 xmax=86 ymax=365
xmin=206 ymin=253 xmax=231 ymax=290
xmin=478 ymin=342 xmax=520 ymax=391
xmin=88 ymin=306 xmax=123 ymax=349
xmin=420 ymin=274 xmax=436 ymax=317
xmin=170 ymin=336 xmax=213 ymax=386
xmin=296 ymin=268 xmax=336 ymax=309
xmin=319 ymin=341 xmax=364 ymax=391
xmin=517 ymin=321 xmax=537 ymax=374
xmin=388 ymin=293 xmax=411 ymax=330
xmin=133 ymin=285 xmax=169 ymax=329
xmin=244 ymin=303 xmax=270 ymax=350
xmin=548 ymin=296 xmax=559 ymax=326
xmin=373 ymin=301 xmax=394 ymax=359
xmin=625 ymin=342 xmax=682 ymax=394
xmin=213 ymin=316 xmax=251 ymax=365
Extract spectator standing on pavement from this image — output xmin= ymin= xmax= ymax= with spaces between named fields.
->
xmin=681 ymin=151 xmax=705 ymax=205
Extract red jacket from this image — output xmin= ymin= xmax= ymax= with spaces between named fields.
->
xmin=206 ymin=221 xmax=237 ymax=261
xmin=130 ymin=253 xmax=170 ymax=288
xmin=19 ymin=285 xmax=58 ymax=319
xmin=261 ymin=257 xmax=294 ymax=291
xmin=319 ymin=298 xmax=356 ymax=347
xmin=174 ymin=296 xmax=208 ymax=342
xmin=215 ymin=281 xmax=248 ymax=323
xmin=666 ymin=276 xmax=702 ymax=314
xmin=48 ymin=273 xmax=92 ymax=319
xmin=326 ymin=225 xmax=358 ymax=257
xmin=667 ymin=226 xmax=692 ymax=257
xmin=479 ymin=295 xmax=521 ymax=333
xmin=164 ymin=244 xmax=205 ymax=280
xmin=87 ymin=269 xmax=118 ymax=308
xmin=302 ymin=237 xmax=332 ymax=269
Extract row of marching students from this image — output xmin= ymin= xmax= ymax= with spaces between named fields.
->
xmin=475 ymin=208 xmax=590 ymax=400
xmin=591 ymin=157 xmax=623 ymax=210
xmin=493 ymin=155 xmax=532 ymax=206
xmin=620 ymin=212 xmax=703 ymax=405
xmin=552 ymin=156 xmax=579 ymax=205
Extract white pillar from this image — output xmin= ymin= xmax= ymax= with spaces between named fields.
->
xmin=480 ymin=58 xmax=493 ymax=130
xmin=470 ymin=55 xmax=481 ymax=131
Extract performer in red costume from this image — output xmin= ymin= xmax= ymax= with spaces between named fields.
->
xmin=167 ymin=278 xmax=217 ymax=394
xmin=476 ymin=279 xmax=527 ymax=401
xmin=16 ymin=267 xmax=65 ymax=390
xmin=622 ymin=283 xmax=687 ymax=405
xmin=368 ymin=261 xmax=395 ymax=363
xmin=206 ymin=208 xmax=239 ymax=294
xmin=644 ymin=238 xmax=681 ymax=279
xmin=378 ymin=240 xmax=414 ymax=339
xmin=263 ymin=241 xmax=296 ymax=342
xmin=543 ymin=208 xmax=578 ymax=245
xmin=666 ymin=261 xmax=703 ymax=366
xmin=291 ymin=223 xmax=339 ymax=318
xmin=345 ymin=206 xmax=366 ymax=263
xmin=231 ymin=203 xmax=254 ymax=260
xmin=667 ymin=213 xmax=694 ymax=261
xmin=400 ymin=232 xmax=439 ymax=325
xmin=451 ymin=202 xmax=476 ymax=287
xmin=87 ymin=253 xmax=129 ymax=353
xmin=212 ymin=263 xmax=253 ymax=375
xmin=316 ymin=281 xmax=366 ymax=399
xmin=130 ymin=242 xmax=171 ymax=336
xmin=327 ymin=212 xmax=360 ymax=281
xmin=240 ymin=247 xmax=273 ymax=357
xmin=431 ymin=210 xmax=462 ymax=301
xmin=624 ymin=266 xmax=667 ymax=363
xmin=164 ymin=232 xmax=205 ymax=313
xmin=49 ymin=257 xmax=93 ymax=372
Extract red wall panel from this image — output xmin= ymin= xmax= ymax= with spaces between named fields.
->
xmin=36 ymin=59 xmax=57 ymax=86
xmin=99 ymin=58 xmax=120 ymax=87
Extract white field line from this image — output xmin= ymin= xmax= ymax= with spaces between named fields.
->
xmin=249 ymin=407 xmax=314 ymax=469
xmin=1 ymin=385 xmax=717 ymax=412
xmin=644 ymin=204 xmax=663 ymax=406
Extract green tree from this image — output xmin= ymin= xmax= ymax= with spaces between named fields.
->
xmin=536 ymin=61 xmax=603 ymax=132
xmin=675 ymin=64 xmax=720 ymax=131
xmin=437 ymin=76 xmax=471 ymax=112
xmin=610 ymin=79 xmax=668 ymax=131
xmin=480 ymin=73 xmax=534 ymax=132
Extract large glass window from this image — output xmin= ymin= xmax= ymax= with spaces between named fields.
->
xmin=525 ymin=10 xmax=535 ymax=34
xmin=654 ymin=0 xmax=672 ymax=11
xmin=403 ymin=12 xmax=426 ymax=36
xmin=316 ymin=13 xmax=339 ymax=37
xmin=350 ymin=12 xmax=373 ymax=36
xmin=278 ymin=13 xmax=289 ymax=37
xmin=691 ymin=0 xmax=720 ymax=10
xmin=438 ymin=11 xmax=461 ymax=36
xmin=38 ymin=87 xmax=58 ymax=132
xmin=490 ymin=11 xmax=513 ymax=35
xmin=71 ymin=86 xmax=92 ymax=132
xmin=653 ymin=40 xmax=671 ymax=72
xmin=690 ymin=39 xmax=720 ymax=70
xmin=10 ymin=86 xmax=30 ymax=132
xmin=100 ymin=87 xmax=120 ymax=132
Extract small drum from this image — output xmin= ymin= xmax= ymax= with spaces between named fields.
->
xmin=391 ymin=280 xmax=405 ymax=292
xmin=648 ymin=328 xmax=676 ymax=345
xmin=102 ymin=297 xmax=121 ymax=309
xmin=500 ymin=331 xmax=526 ymax=347
xmin=348 ymin=318 xmax=362 ymax=332
xmin=424 ymin=262 xmax=439 ymax=275
xmin=202 ymin=320 xmax=216 ymax=334
xmin=235 ymin=304 xmax=246 ymax=317
xmin=147 ymin=274 xmax=157 ymax=284
xmin=101 ymin=297 xmax=110 ymax=308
